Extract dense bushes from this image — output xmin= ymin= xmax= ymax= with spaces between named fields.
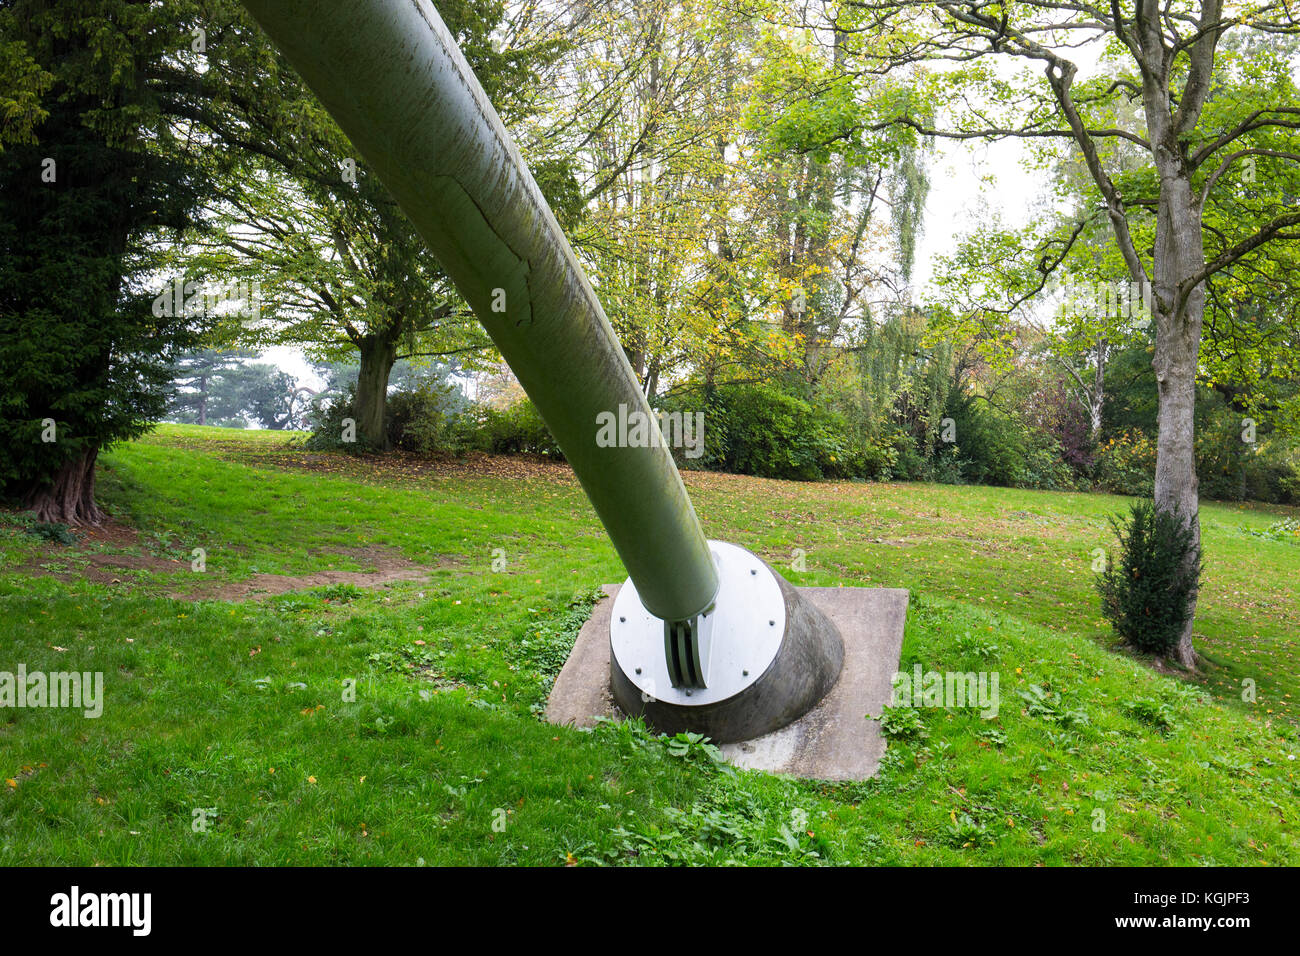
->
xmin=1093 ymin=430 xmax=1157 ymax=497
xmin=1095 ymin=356 xmax=1300 ymax=503
xmin=663 ymin=386 xmax=845 ymax=481
xmin=301 ymin=333 xmax=1298 ymax=506
xmin=475 ymin=399 xmax=563 ymax=457
xmin=939 ymin=393 xmax=1078 ymax=490
xmin=386 ymin=382 xmax=471 ymax=454
xmin=304 ymin=386 xmax=364 ymax=451
xmin=307 ymin=385 xmax=563 ymax=460
xmin=1097 ymin=501 xmax=1202 ymax=657
xmin=1092 ymin=421 xmax=1299 ymax=504
xmin=1194 ymin=409 xmax=1299 ymax=504
xmin=666 ymin=370 xmax=1296 ymax=499
xmin=660 ymin=380 xmax=1082 ymax=487
xmin=942 ymin=393 xmax=1027 ymax=486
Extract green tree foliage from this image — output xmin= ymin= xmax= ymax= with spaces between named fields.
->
xmin=659 ymin=383 xmax=845 ymax=480
xmin=174 ymin=0 xmax=574 ymax=451
xmin=523 ymin=0 xmax=926 ymax=399
xmin=841 ymin=0 xmax=1300 ymax=666
xmin=167 ymin=348 xmax=257 ymax=426
xmin=0 ymin=0 xmax=212 ymax=523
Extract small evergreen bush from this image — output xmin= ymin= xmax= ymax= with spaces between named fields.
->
xmin=1096 ymin=501 xmax=1202 ymax=656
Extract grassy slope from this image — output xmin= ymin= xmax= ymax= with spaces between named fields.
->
xmin=0 ymin=424 xmax=1296 ymax=865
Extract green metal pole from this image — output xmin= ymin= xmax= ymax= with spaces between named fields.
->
xmin=239 ymin=0 xmax=718 ymax=622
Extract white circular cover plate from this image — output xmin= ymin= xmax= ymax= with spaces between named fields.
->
xmin=610 ymin=540 xmax=785 ymax=707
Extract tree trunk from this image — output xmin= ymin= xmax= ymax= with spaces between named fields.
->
xmin=1088 ymin=396 xmax=1103 ymax=440
xmin=1089 ymin=336 xmax=1105 ymax=440
xmin=645 ymin=357 xmax=660 ymax=402
xmin=1152 ymin=176 xmax=1205 ymax=670
xmin=354 ymin=333 xmax=398 ymax=450
xmin=25 ymin=447 xmax=105 ymax=526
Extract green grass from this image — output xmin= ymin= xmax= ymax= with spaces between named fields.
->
xmin=1 ymin=424 xmax=1297 ymax=865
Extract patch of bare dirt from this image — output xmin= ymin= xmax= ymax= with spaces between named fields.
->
xmin=68 ymin=520 xmax=146 ymax=550
xmin=8 ymin=518 xmax=441 ymax=601
xmin=231 ymin=446 xmax=578 ymax=484
xmin=177 ymin=554 xmax=435 ymax=602
xmin=10 ymin=518 xmax=186 ymax=585
xmin=166 ymin=543 xmax=442 ymax=601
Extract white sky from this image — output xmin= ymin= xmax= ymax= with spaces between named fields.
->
xmin=914 ymin=136 xmax=1039 ymax=290
xmin=913 ymin=33 xmax=1108 ymax=298
xmin=261 ymin=344 xmax=323 ymax=392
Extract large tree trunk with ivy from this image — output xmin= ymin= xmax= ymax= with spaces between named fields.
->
xmin=353 ymin=332 xmax=399 ymax=450
xmin=24 ymin=448 xmax=105 ymax=527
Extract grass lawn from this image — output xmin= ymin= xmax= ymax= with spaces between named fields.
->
xmin=1 ymin=424 xmax=1297 ymax=865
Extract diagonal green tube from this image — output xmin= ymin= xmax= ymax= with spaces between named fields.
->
xmin=239 ymin=0 xmax=719 ymax=622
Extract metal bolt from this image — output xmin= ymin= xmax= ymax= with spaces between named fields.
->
xmin=750 ymin=569 xmax=757 ymax=576
xmin=635 ymin=667 xmax=641 ymax=674
xmin=619 ymin=616 xmax=626 ymax=623
xmin=769 ymin=620 xmax=775 ymax=627
xmin=742 ymin=669 xmax=749 ymax=677
xmin=685 ymin=690 xmax=692 ymax=696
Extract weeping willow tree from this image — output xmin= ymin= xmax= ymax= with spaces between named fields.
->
xmin=811 ymin=127 xmax=949 ymax=477
xmin=889 ymin=138 xmax=931 ymax=283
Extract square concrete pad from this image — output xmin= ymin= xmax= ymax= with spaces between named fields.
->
xmin=545 ymin=584 xmax=908 ymax=781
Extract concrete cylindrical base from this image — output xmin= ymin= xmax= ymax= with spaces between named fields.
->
xmin=611 ymin=555 xmax=844 ymax=743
